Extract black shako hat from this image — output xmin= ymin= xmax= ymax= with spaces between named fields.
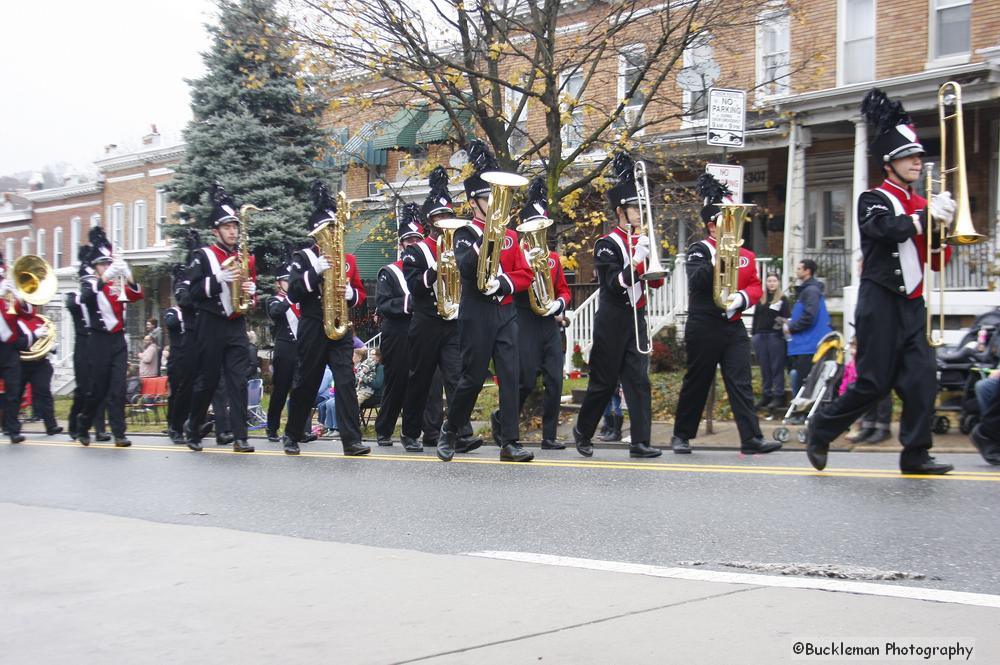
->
xmin=397 ymin=203 xmax=425 ymax=241
xmin=463 ymin=139 xmax=499 ymax=201
xmin=422 ymin=166 xmax=454 ymax=219
xmin=861 ymin=88 xmax=926 ymax=163
xmin=696 ymin=172 xmax=733 ymax=224
xmin=77 ymin=244 xmax=93 ymax=277
xmin=208 ymin=183 xmax=240 ymax=227
xmin=606 ymin=151 xmax=644 ymax=208
xmin=87 ymin=226 xmax=113 ymax=265
xmin=519 ymin=176 xmax=549 ymax=224
xmin=308 ymin=180 xmax=337 ymax=232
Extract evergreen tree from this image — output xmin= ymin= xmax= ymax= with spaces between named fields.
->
xmin=169 ymin=0 xmax=328 ymax=274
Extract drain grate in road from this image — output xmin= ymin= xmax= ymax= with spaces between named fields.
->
xmin=678 ymin=560 xmax=937 ymax=581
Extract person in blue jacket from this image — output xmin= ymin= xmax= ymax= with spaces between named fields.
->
xmin=783 ymin=259 xmax=831 ymax=395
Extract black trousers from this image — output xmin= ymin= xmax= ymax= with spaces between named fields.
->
xmin=0 ymin=343 xmax=21 ymax=436
xmin=78 ymin=332 xmax=128 ymax=438
xmin=266 ymin=339 xmax=296 ymax=435
xmin=812 ymin=281 xmax=936 ymax=467
xmin=978 ymin=376 xmax=1000 ymax=455
xmin=576 ymin=303 xmax=653 ymax=444
xmin=284 ymin=317 xmax=361 ymax=446
xmin=166 ymin=345 xmax=197 ymax=435
xmin=69 ymin=334 xmax=106 ymax=435
xmin=211 ymin=382 xmax=231 ymax=434
xmin=19 ymin=358 xmax=56 ymax=430
xmin=673 ymin=315 xmax=761 ymax=444
xmin=517 ymin=309 xmax=564 ymax=441
xmin=401 ymin=313 xmax=465 ymax=441
xmin=187 ymin=316 xmax=250 ymax=441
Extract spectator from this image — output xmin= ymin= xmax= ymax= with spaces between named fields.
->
xmin=784 ymin=259 xmax=830 ymax=394
xmin=138 ymin=335 xmax=159 ymax=378
xmin=315 ymin=366 xmax=337 ymax=435
xmin=246 ymin=330 xmax=260 ymax=380
xmin=976 ymin=369 xmax=1000 ymax=416
xmin=356 ymin=347 xmax=384 ymax=405
xmin=146 ymin=318 xmax=163 ymax=375
xmin=752 ymin=272 xmax=791 ymax=411
xmin=599 ymin=385 xmax=623 ymax=442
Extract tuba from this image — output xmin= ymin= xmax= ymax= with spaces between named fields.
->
xmin=434 ymin=218 xmax=466 ymax=320
xmin=924 ymin=81 xmax=985 ymax=347
xmin=476 ymin=171 xmax=529 ymax=293
xmin=22 ymin=314 xmax=56 ymax=361
xmin=6 ymin=255 xmax=57 ymax=315
xmin=516 ymin=217 xmax=555 ymax=315
xmin=712 ymin=203 xmax=756 ymax=310
xmin=221 ymin=204 xmax=268 ymax=316
xmin=311 ymin=191 xmax=352 ymax=340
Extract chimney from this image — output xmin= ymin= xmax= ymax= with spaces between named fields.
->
xmin=142 ymin=124 xmax=161 ymax=147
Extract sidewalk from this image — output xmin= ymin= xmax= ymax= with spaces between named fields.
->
xmin=2 ymin=503 xmax=996 ymax=665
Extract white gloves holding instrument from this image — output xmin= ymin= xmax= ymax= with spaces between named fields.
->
xmin=930 ymin=191 xmax=956 ymax=226
xmin=0 ymin=278 xmax=13 ymax=297
xmin=34 ymin=324 xmax=50 ymax=339
xmin=483 ymin=277 xmax=502 ymax=296
xmin=632 ymin=235 xmax=650 ymax=265
xmin=544 ymin=300 xmax=562 ymax=316
xmin=344 ymin=283 xmax=355 ymax=301
xmin=725 ymin=292 xmax=746 ymax=319
xmin=314 ymin=255 xmax=332 ymax=273
xmin=243 ymin=281 xmax=257 ymax=296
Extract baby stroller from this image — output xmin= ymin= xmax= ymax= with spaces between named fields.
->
xmin=933 ymin=308 xmax=1000 ymax=435
xmin=773 ymin=331 xmax=845 ymax=444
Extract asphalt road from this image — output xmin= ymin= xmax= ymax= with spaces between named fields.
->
xmin=2 ymin=433 xmax=999 ymax=595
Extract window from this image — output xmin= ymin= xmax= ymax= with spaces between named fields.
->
xmin=617 ymin=46 xmax=647 ymax=136
xmin=559 ymin=69 xmax=585 ymax=150
xmin=70 ymin=216 xmax=81 ymax=259
xmin=132 ymin=200 xmax=147 ymax=250
xmin=53 ymin=228 xmax=63 ymax=269
xmin=90 ymin=213 xmax=101 ymax=228
xmin=155 ymin=189 xmax=167 ymax=244
xmin=111 ymin=203 xmax=124 ymax=248
xmin=21 ymin=237 xmax=29 ymax=258
xmin=932 ymin=0 xmax=971 ymax=59
xmin=505 ymin=86 xmax=530 ymax=154
xmin=757 ymin=8 xmax=790 ymax=96
xmin=36 ymin=229 xmax=46 ymax=260
xmin=806 ymin=188 xmax=850 ymax=250
xmin=679 ymin=34 xmax=715 ymax=124
xmin=5 ymin=239 xmax=13 ymax=263
xmin=840 ymin=0 xmax=875 ymax=84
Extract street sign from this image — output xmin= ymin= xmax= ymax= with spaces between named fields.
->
xmin=705 ymin=163 xmax=744 ymax=204
xmin=707 ymin=88 xmax=746 ymax=148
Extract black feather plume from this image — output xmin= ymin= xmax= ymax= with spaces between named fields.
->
xmin=210 ymin=182 xmax=235 ymax=208
xmin=526 ymin=176 xmax=547 ymax=205
xmin=428 ymin=166 xmax=449 ymax=194
xmin=612 ymin=152 xmax=636 ymax=182
xmin=466 ymin=139 xmax=499 ymax=173
xmin=310 ymin=179 xmax=336 ymax=212
xmin=695 ymin=173 xmax=732 ymax=205
xmin=77 ymin=244 xmax=90 ymax=263
xmin=183 ymin=228 xmax=203 ymax=264
xmin=860 ymin=88 xmax=911 ymax=134
xmin=88 ymin=225 xmax=109 ymax=248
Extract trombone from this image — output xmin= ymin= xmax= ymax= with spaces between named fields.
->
xmin=924 ymin=81 xmax=985 ymax=348
xmin=627 ymin=160 xmax=668 ymax=355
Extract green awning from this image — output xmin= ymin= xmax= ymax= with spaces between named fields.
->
xmin=330 ymin=122 xmax=388 ymax=168
xmin=415 ymin=109 xmax=474 ymax=144
xmin=369 ymin=107 xmax=430 ymax=151
xmin=345 ymin=209 xmax=397 ymax=280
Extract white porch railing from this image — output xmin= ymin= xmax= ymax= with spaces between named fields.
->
xmin=365 ymin=332 xmax=381 ymax=353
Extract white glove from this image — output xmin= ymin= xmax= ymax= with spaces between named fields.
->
xmin=632 ymin=236 xmax=650 ymax=265
xmin=930 ymin=191 xmax=956 ymax=226
xmin=34 ymin=324 xmax=50 ymax=339
xmin=314 ymin=255 xmax=332 ymax=273
xmin=0 ymin=278 xmax=13 ymax=297
xmin=525 ymin=247 xmax=545 ymax=263
xmin=344 ymin=283 xmax=355 ymax=301
xmin=217 ymin=268 xmax=236 ymax=284
xmin=725 ymin=293 xmax=745 ymax=319
xmin=544 ymin=300 xmax=562 ymax=317
xmin=483 ymin=277 xmax=502 ymax=296
xmin=103 ymin=263 xmax=121 ymax=280
xmin=243 ymin=281 xmax=257 ymax=296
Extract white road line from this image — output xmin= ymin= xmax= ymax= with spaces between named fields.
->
xmin=467 ymin=551 xmax=1000 ymax=609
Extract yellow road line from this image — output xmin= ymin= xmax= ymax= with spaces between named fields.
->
xmin=11 ymin=439 xmax=1000 ymax=482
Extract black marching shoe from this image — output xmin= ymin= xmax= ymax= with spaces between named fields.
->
xmin=342 ymin=441 xmax=371 ymax=456
xmin=900 ymin=457 xmax=953 ymax=475
xmin=863 ymin=429 xmax=892 ymax=444
xmin=187 ymin=439 xmax=203 ymax=452
xmin=970 ymin=425 xmax=1000 ymax=466
xmin=114 ymin=437 xmax=132 ymax=448
xmin=77 ymin=432 xmax=91 ymax=446
xmin=671 ymin=436 xmax=691 ymax=454
xmin=573 ymin=426 xmax=593 ymax=458
xmin=599 ymin=414 xmax=623 ymax=442
xmin=9 ymin=434 xmax=25 ymax=444
xmin=541 ymin=439 xmax=565 ymax=450
xmin=46 ymin=426 xmax=64 ymax=436
xmin=630 ymin=442 xmax=662 ymax=458
xmin=95 ymin=433 xmax=112 ymax=442
xmin=489 ymin=410 xmax=502 ymax=447
xmin=217 ymin=432 xmax=235 ymax=446
xmin=283 ymin=437 xmax=300 ymax=455
xmin=437 ymin=428 xmax=457 ymax=462
xmin=804 ymin=426 xmax=828 ymax=471
xmin=740 ymin=437 xmax=782 ymax=455
xmin=500 ymin=442 xmax=534 ymax=462
xmin=847 ymin=427 xmax=875 ymax=443
xmin=754 ymin=395 xmax=770 ymax=410
xmin=68 ymin=430 xmax=78 ymax=440
xmin=766 ymin=396 xmax=785 ymax=412
xmin=266 ymin=431 xmax=281 ymax=443
xmin=401 ymin=436 xmax=424 ymax=452
xmin=302 ymin=432 xmax=318 ymax=443
xmin=233 ymin=440 xmax=255 ymax=453
xmin=376 ymin=436 xmax=393 ymax=447
xmin=455 ymin=435 xmax=483 ymax=454
xmin=169 ymin=430 xmax=187 ymax=445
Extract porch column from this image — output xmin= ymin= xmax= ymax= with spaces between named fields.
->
xmin=781 ymin=118 xmax=809 ymax=286
xmin=842 ymin=116 xmax=868 ymax=339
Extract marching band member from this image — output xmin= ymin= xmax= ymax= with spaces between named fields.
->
xmin=18 ymin=311 xmax=61 ymax=435
xmin=399 ymin=166 xmax=476 ymax=453
xmin=437 ymin=141 xmax=534 ymax=462
xmin=265 ymin=252 xmax=299 ymax=443
xmin=515 ymin=177 xmax=570 ymax=450
xmin=281 ymin=182 xmax=370 ymax=457
xmin=374 ymin=203 xmax=425 ymax=449
xmin=572 ymin=152 xmax=663 ymax=459
xmin=806 ymin=88 xmax=955 ymax=475
xmin=183 ymin=184 xmax=257 ymax=453
xmin=76 ymin=227 xmax=144 ymax=447
xmin=670 ymin=173 xmax=780 ymax=456
xmin=66 ymin=245 xmax=108 ymax=442
xmin=164 ymin=230 xmax=203 ymax=446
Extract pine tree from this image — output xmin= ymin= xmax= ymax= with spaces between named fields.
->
xmin=169 ymin=0 xmax=328 ymax=274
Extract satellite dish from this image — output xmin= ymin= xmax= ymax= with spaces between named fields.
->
xmin=448 ymin=150 xmax=468 ymax=169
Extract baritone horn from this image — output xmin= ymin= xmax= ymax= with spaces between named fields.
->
xmin=924 ymin=81 xmax=985 ymax=348
xmin=712 ymin=202 xmax=756 ymax=310
xmin=516 ymin=217 xmax=555 ymax=315
xmin=627 ymin=161 xmax=668 ymax=355
xmin=434 ymin=217 xmax=466 ymax=320
xmin=477 ymin=171 xmax=529 ymax=293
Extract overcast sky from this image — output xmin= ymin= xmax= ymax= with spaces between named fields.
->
xmin=0 ymin=0 xmax=217 ymax=176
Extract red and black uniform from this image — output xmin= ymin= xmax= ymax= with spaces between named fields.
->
xmin=0 ymin=300 xmax=44 ymax=440
xmin=672 ymin=236 xmax=763 ymax=446
xmin=265 ymin=289 xmax=299 ymax=438
xmin=77 ymin=272 xmax=144 ymax=439
xmin=575 ymin=226 xmax=665 ymax=445
xmin=282 ymin=245 xmax=367 ymax=449
xmin=66 ymin=292 xmax=106 ymax=438
xmin=810 ymin=179 xmax=952 ymax=466
xmin=164 ymin=278 xmax=199 ymax=439
xmin=445 ymin=220 xmax=533 ymax=443
xmin=516 ymin=251 xmax=571 ymax=443
xmin=17 ymin=312 xmax=59 ymax=433
xmin=184 ymin=242 xmax=257 ymax=444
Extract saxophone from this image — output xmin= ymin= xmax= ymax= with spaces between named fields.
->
xmin=221 ymin=204 xmax=267 ymax=316
xmin=312 ymin=192 xmax=352 ymax=340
